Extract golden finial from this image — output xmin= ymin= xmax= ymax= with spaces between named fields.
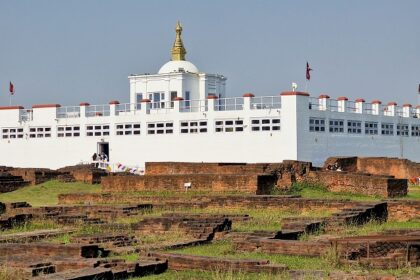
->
xmin=171 ymin=21 xmax=186 ymax=61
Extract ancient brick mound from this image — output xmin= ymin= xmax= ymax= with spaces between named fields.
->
xmin=0 ymin=171 xmax=30 ymax=193
xmin=57 ymin=164 xmax=107 ymax=184
xmin=324 ymin=156 xmax=420 ymax=180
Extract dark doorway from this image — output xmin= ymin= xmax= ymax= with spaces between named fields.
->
xmin=97 ymin=142 xmax=109 ymax=160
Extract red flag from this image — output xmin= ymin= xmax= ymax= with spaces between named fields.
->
xmin=306 ymin=62 xmax=312 ymax=81
xmin=9 ymin=81 xmax=14 ymax=95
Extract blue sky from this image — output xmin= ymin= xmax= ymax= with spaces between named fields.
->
xmin=0 ymin=0 xmax=419 ymax=107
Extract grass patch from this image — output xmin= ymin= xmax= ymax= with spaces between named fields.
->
xmin=169 ymin=240 xmax=331 ymax=270
xmin=0 ymin=180 xmax=101 ymax=206
xmin=339 ymin=220 xmax=420 ymax=237
xmin=0 ymin=219 xmax=60 ymax=235
xmin=406 ymin=185 xmax=420 ymax=200
xmin=276 ymin=182 xmax=381 ymax=201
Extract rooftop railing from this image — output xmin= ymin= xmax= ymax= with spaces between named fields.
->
xmin=57 ymin=106 xmax=81 ymax=118
xmin=251 ymin=96 xmax=281 ymax=109
xmin=215 ymin=97 xmax=244 ymax=111
xmin=180 ymin=99 xmax=208 ymax=112
xmin=86 ymin=104 xmax=110 ymax=117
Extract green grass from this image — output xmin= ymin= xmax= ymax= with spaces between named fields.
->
xmin=407 ymin=185 xmax=420 ymax=200
xmin=169 ymin=240 xmax=331 ymax=271
xmin=0 ymin=219 xmax=60 ymax=235
xmin=339 ymin=220 xmax=420 ymax=237
xmin=277 ymin=182 xmax=382 ymax=201
xmin=0 ymin=180 xmax=101 ymax=206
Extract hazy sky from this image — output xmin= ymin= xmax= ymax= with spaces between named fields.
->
xmin=0 ymin=0 xmax=419 ymax=107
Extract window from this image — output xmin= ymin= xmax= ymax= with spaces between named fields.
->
xmin=170 ymin=91 xmax=177 ymax=108
xmin=57 ymin=125 xmax=80 ymax=137
xmin=347 ymin=120 xmax=362 ymax=134
xmin=329 ymin=119 xmax=344 ymax=133
xmin=381 ymin=123 xmax=394 ymax=136
xmin=86 ymin=124 xmax=110 ymax=137
xmin=309 ymin=118 xmax=325 ymax=132
xmin=185 ymin=91 xmax=190 ymax=108
xmin=397 ymin=124 xmax=409 ymax=137
xmin=365 ymin=122 xmax=378 ymax=135
xmin=180 ymin=120 xmax=207 ymax=134
xmin=215 ymin=119 xmax=244 ymax=133
xmin=147 ymin=122 xmax=173 ymax=135
xmin=116 ymin=123 xmax=141 ymax=136
xmin=251 ymin=118 xmax=281 ymax=132
xmin=412 ymin=125 xmax=420 ymax=137
xmin=29 ymin=127 xmax=51 ymax=138
xmin=2 ymin=127 xmax=24 ymax=139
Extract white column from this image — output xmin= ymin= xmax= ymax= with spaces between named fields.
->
xmin=109 ymin=100 xmax=119 ymax=116
xmin=207 ymin=95 xmax=217 ymax=112
xmin=318 ymin=95 xmax=330 ymax=111
xmin=355 ymin=99 xmax=365 ymax=114
xmin=337 ymin=97 xmax=348 ymax=112
xmin=386 ymin=102 xmax=397 ymax=116
xmin=280 ymin=91 xmax=310 ymax=161
xmin=173 ymin=97 xmax=183 ymax=112
xmin=79 ymin=103 xmax=89 ymax=118
xmin=402 ymin=104 xmax=412 ymax=118
xmin=140 ymin=99 xmax=151 ymax=115
xmin=371 ymin=100 xmax=381 ymax=115
xmin=416 ymin=106 xmax=420 ymax=118
xmin=243 ymin=93 xmax=254 ymax=110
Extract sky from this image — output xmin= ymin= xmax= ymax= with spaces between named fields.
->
xmin=0 ymin=0 xmax=419 ymax=107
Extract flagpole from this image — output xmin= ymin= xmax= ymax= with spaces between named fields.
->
xmin=9 ymin=93 xmax=12 ymax=106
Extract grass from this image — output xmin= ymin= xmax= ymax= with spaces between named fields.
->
xmin=0 ymin=219 xmax=60 ymax=235
xmin=338 ymin=219 xmax=420 ymax=237
xmin=406 ymin=185 xmax=420 ymax=200
xmin=169 ymin=240 xmax=331 ymax=271
xmin=0 ymin=180 xmax=101 ymax=206
xmin=275 ymin=182 xmax=382 ymax=201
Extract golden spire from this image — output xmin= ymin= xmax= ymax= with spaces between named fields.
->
xmin=171 ymin=21 xmax=186 ymax=61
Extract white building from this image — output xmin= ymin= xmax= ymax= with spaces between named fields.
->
xmin=0 ymin=23 xmax=419 ymax=170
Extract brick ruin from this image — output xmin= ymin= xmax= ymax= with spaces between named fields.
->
xmin=0 ymin=158 xmax=418 ymax=279
xmin=101 ymin=160 xmax=408 ymax=198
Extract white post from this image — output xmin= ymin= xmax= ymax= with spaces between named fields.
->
xmin=337 ymin=97 xmax=348 ymax=112
xmin=79 ymin=102 xmax=89 ymax=118
xmin=416 ymin=106 xmax=420 ymax=118
xmin=243 ymin=93 xmax=254 ymax=110
xmin=140 ymin=99 xmax=151 ymax=115
xmin=280 ymin=91 xmax=310 ymax=160
xmin=109 ymin=100 xmax=119 ymax=116
xmin=402 ymin=104 xmax=412 ymax=118
xmin=318 ymin=94 xmax=330 ymax=111
xmin=207 ymin=95 xmax=217 ymax=112
xmin=371 ymin=100 xmax=381 ymax=115
xmin=355 ymin=98 xmax=365 ymax=114
xmin=174 ymin=97 xmax=183 ymax=112
xmin=386 ymin=102 xmax=397 ymax=117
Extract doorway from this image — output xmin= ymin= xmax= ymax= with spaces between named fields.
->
xmin=97 ymin=142 xmax=110 ymax=161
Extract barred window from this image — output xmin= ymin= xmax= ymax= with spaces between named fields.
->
xmin=309 ymin=118 xmax=325 ymax=132
xmin=397 ymin=124 xmax=409 ymax=137
xmin=251 ymin=118 xmax=280 ymax=132
xmin=2 ymin=127 xmax=24 ymax=139
xmin=29 ymin=127 xmax=51 ymax=138
xmin=57 ymin=125 xmax=80 ymax=137
xmin=215 ymin=119 xmax=244 ymax=133
xmin=116 ymin=123 xmax=141 ymax=136
xmin=86 ymin=124 xmax=110 ymax=137
xmin=180 ymin=120 xmax=207 ymax=134
xmin=147 ymin=122 xmax=173 ymax=135
xmin=347 ymin=120 xmax=362 ymax=134
xmin=412 ymin=125 xmax=420 ymax=137
xmin=365 ymin=122 xmax=378 ymax=135
xmin=381 ymin=123 xmax=394 ymax=136
xmin=329 ymin=119 xmax=344 ymax=133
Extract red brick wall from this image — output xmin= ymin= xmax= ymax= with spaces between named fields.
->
xmin=356 ymin=158 xmax=420 ymax=179
xmin=387 ymin=200 xmax=420 ymax=221
xmin=145 ymin=162 xmax=280 ymax=175
xmin=305 ymin=171 xmax=407 ymax=198
xmin=101 ymin=174 xmax=276 ymax=194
